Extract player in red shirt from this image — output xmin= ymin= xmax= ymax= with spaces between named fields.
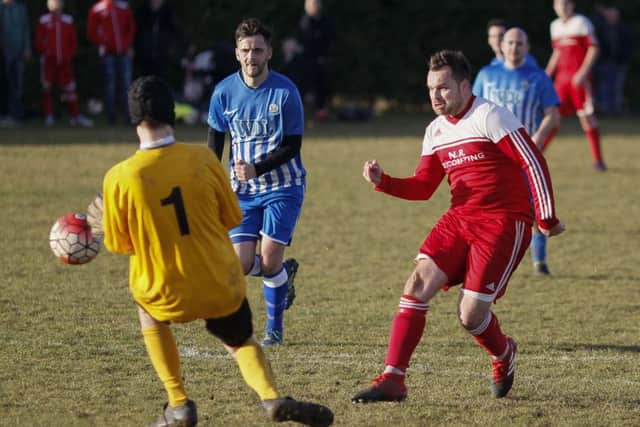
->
xmin=544 ymin=0 xmax=605 ymax=171
xmin=35 ymin=0 xmax=92 ymax=127
xmin=87 ymin=0 xmax=136 ymax=124
xmin=351 ymin=50 xmax=565 ymax=403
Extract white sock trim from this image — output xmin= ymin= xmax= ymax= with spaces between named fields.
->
xmin=263 ymin=266 xmax=288 ymax=288
xmin=493 ymin=340 xmax=511 ymax=360
xmin=468 ymin=312 xmax=492 ymax=336
xmin=399 ymin=296 xmax=429 ymax=311
xmin=383 ymin=366 xmax=406 ymax=376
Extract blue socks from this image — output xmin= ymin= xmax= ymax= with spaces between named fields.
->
xmin=531 ymin=232 xmax=547 ymax=264
xmin=262 ymin=266 xmax=289 ymax=334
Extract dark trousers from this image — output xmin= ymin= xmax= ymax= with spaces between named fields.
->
xmin=4 ymin=54 xmax=25 ymax=119
xmin=101 ymin=54 xmax=132 ymax=123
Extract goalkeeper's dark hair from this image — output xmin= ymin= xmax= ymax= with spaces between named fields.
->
xmin=128 ymin=76 xmax=175 ymax=127
xmin=428 ymin=50 xmax=472 ymax=83
xmin=235 ymin=18 xmax=272 ymax=46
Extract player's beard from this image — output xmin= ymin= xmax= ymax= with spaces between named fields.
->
xmin=435 ymin=85 xmax=467 ymax=116
xmin=243 ymin=61 xmax=267 ymax=79
xmin=433 ymin=98 xmax=464 ymax=116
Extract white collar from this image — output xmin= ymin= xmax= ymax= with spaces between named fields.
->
xmin=139 ymin=135 xmax=176 ymax=150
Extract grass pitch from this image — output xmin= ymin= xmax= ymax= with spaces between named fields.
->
xmin=0 ymin=115 xmax=639 ymax=426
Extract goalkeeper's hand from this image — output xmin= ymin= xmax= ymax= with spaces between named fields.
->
xmin=87 ymin=193 xmax=104 ymax=239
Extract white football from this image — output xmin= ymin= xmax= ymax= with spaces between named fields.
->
xmin=49 ymin=212 xmax=100 ymax=265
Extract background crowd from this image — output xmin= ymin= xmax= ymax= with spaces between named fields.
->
xmin=0 ymin=0 xmax=635 ymax=128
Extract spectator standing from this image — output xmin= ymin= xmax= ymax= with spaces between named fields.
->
xmin=134 ymin=0 xmax=186 ymax=81
xmin=88 ymin=0 xmax=136 ymax=124
xmin=35 ymin=0 xmax=93 ymax=127
xmin=280 ymin=37 xmax=304 ymax=91
xmin=298 ymin=0 xmax=334 ymax=122
xmin=592 ymin=6 xmax=634 ymax=115
xmin=486 ymin=18 xmax=508 ymax=64
xmin=0 ymin=0 xmax=31 ymax=126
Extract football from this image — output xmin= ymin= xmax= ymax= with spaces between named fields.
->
xmin=49 ymin=212 xmax=101 ymax=265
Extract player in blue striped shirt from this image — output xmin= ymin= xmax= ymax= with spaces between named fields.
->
xmin=208 ymin=18 xmax=305 ymax=345
xmin=473 ymin=27 xmax=560 ymax=275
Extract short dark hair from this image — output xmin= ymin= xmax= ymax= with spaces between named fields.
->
xmin=128 ymin=76 xmax=175 ymax=127
xmin=428 ymin=50 xmax=472 ymax=83
xmin=487 ymin=18 xmax=507 ymax=31
xmin=235 ymin=18 xmax=272 ymax=46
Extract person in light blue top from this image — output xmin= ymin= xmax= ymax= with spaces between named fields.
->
xmin=207 ymin=18 xmax=305 ymax=346
xmin=473 ymin=27 xmax=560 ymax=276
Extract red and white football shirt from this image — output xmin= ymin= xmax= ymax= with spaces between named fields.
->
xmin=550 ymin=14 xmax=598 ymax=79
xmin=376 ymin=96 xmax=558 ymax=231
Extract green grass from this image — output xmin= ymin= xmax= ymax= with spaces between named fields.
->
xmin=1 ymin=115 xmax=639 ymax=426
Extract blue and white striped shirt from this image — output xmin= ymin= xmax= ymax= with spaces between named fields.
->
xmin=472 ymin=62 xmax=559 ymax=136
xmin=208 ymin=71 xmax=305 ymax=195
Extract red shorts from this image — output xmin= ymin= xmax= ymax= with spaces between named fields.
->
xmin=418 ymin=211 xmax=531 ymax=302
xmin=554 ymin=74 xmax=594 ymax=116
xmin=40 ymin=57 xmax=76 ymax=91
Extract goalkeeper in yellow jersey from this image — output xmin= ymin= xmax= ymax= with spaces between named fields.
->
xmin=88 ymin=76 xmax=333 ymax=427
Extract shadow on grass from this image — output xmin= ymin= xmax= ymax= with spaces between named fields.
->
xmin=284 ymin=341 xmax=390 ymax=349
xmin=532 ymin=273 xmax=640 ymax=283
xmin=555 ymin=343 xmax=640 ymax=353
xmin=284 ymin=339 xmax=471 ymax=350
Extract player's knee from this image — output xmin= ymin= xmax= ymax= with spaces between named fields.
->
xmin=404 ymin=270 xmax=421 ymax=290
xmin=404 ymin=265 xmax=445 ymax=303
xmin=458 ymin=308 xmax=485 ymax=331
xmin=239 ymin=256 xmax=255 ymax=275
xmin=403 ymin=270 xmax=431 ymax=303
xmin=260 ymin=255 xmax=282 ymax=276
xmin=137 ymin=305 xmax=163 ymax=329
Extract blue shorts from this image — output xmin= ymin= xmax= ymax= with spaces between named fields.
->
xmin=230 ymin=186 xmax=305 ymax=245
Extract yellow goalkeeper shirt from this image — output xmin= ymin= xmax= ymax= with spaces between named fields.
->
xmin=102 ymin=141 xmax=246 ymax=322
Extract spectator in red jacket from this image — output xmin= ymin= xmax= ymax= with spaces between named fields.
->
xmin=35 ymin=0 xmax=93 ymax=127
xmin=87 ymin=0 xmax=136 ymax=124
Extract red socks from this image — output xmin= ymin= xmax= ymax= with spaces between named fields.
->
xmin=542 ymin=126 xmax=603 ymax=164
xmin=68 ymin=98 xmax=81 ymax=117
xmin=384 ymin=295 xmax=429 ymax=372
xmin=469 ymin=312 xmax=508 ymax=358
xmin=585 ymin=127 xmax=603 ymax=163
xmin=383 ymin=296 xmax=512 ymax=378
xmin=42 ymin=91 xmax=54 ymax=116
xmin=43 ymin=91 xmax=81 ymax=118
